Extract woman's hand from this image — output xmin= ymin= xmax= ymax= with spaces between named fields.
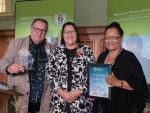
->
xmin=65 ymin=90 xmax=80 ymax=103
xmin=57 ymin=88 xmax=77 ymax=103
xmin=106 ymin=73 xmax=134 ymax=90
xmin=70 ymin=89 xmax=81 ymax=97
xmin=106 ymin=73 xmax=120 ymax=87
xmin=87 ymin=98 xmax=96 ymax=101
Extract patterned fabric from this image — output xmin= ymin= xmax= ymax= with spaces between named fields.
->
xmin=29 ymin=37 xmax=48 ymax=83
xmin=29 ymin=37 xmax=47 ymax=103
xmin=46 ymin=44 xmax=96 ymax=113
xmin=29 ymin=36 xmax=48 ymax=62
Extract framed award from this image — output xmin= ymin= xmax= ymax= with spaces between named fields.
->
xmin=88 ymin=64 xmax=112 ymax=100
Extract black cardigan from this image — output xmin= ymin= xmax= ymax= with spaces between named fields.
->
xmin=94 ymin=49 xmax=148 ymax=113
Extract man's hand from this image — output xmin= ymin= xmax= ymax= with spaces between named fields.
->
xmin=7 ymin=63 xmax=24 ymax=74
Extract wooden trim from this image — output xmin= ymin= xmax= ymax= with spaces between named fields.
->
xmin=0 ymin=29 xmax=15 ymax=36
xmin=77 ymin=25 xmax=107 ymax=60
xmin=78 ymin=25 xmax=107 ymax=34
xmin=0 ymin=90 xmax=16 ymax=112
xmin=77 ymin=25 xmax=108 ymax=28
xmin=0 ymin=90 xmax=16 ymax=96
xmin=79 ymin=33 xmax=104 ymax=35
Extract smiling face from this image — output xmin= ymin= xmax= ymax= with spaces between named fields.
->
xmin=105 ymin=28 xmax=123 ymax=52
xmin=63 ymin=25 xmax=77 ymax=49
xmin=30 ymin=20 xmax=47 ymax=44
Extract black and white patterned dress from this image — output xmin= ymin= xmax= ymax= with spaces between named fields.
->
xmin=46 ymin=44 xmax=96 ymax=113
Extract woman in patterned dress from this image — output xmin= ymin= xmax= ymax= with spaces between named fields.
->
xmin=46 ymin=22 xmax=96 ymax=113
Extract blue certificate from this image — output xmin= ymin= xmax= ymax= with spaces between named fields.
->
xmin=88 ymin=64 xmax=112 ymax=100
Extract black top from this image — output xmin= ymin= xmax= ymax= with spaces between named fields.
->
xmin=65 ymin=47 xmax=77 ymax=91
xmin=65 ymin=47 xmax=77 ymax=113
xmin=96 ymin=49 xmax=148 ymax=113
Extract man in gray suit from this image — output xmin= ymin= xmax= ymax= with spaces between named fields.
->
xmin=0 ymin=18 xmax=53 ymax=113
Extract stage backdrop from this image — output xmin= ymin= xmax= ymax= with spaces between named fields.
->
xmin=108 ymin=0 xmax=150 ymax=111
xmin=15 ymin=0 xmax=74 ymax=46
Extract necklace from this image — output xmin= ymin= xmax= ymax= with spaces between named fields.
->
xmin=65 ymin=43 xmax=78 ymax=49
xmin=107 ymin=48 xmax=122 ymax=65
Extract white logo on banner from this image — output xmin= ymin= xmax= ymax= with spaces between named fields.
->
xmin=54 ymin=13 xmax=66 ymax=24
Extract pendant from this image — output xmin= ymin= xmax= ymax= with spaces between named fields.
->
xmin=108 ymin=62 xmax=110 ymax=64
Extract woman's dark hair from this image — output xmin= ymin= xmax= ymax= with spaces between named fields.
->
xmin=104 ymin=22 xmax=124 ymax=37
xmin=61 ymin=22 xmax=81 ymax=44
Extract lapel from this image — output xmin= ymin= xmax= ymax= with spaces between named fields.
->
xmin=60 ymin=44 xmax=84 ymax=75
xmin=24 ymin=35 xmax=30 ymax=49
xmin=44 ymin=38 xmax=51 ymax=60
xmin=25 ymin=36 xmax=51 ymax=60
xmin=61 ymin=45 xmax=68 ymax=74
xmin=72 ymin=44 xmax=83 ymax=64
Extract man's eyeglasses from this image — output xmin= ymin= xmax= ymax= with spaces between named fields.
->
xmin=63 ymin=30 xmax=76 ymax=35
xmin=104 ymin=37 xmax=120 ymax=40
xmin=33 ymin=27 xmax=47 ymax=34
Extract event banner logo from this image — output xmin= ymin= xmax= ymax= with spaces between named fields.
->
xmin=54 ymin=13 xmax=66 ymax=24
xmin=93 ymin=67 xmax=104 ymax=72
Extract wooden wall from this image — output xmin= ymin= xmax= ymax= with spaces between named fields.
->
xmin=0 ymin=29 xmax=15 ymax=112
xmin=0 ymin=29 xmax=15 ymax=84
xmin=78 ymin=25 xmax=107 ymax=60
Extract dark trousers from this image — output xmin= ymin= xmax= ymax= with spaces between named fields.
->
xmin=28 ymin=102 xmax=40 ymax=113
xmin=66 ymin=102 xmax=71 ymax=113
xmin=92 ymin=99 xmax=109 ymax=113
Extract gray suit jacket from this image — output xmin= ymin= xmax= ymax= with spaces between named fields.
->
xmin=0 ymin=35 xmax=53 ymax=113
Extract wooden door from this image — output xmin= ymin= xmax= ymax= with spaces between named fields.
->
xmin=77 ymin=25 xmax=107 ymax=61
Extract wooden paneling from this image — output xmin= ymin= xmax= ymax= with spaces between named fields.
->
xmin=0 ymin=29 xmax=15 ymax=84
xmin=77 ymin=25 xmax=107 ymax=61
xmin=0 ymin=29 xmax=15 ymax=113
xmin=0 ymin=90 xmax=16 ymax=112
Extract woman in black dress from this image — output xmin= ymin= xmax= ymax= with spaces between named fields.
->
xmin=95 ymin=22 xmax=148 ymax=113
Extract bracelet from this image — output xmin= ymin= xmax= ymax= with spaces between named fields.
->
xmin=78 ymin=88 xmax=83 ymax=94
xmin=121 ymin=80 xmax=123 ymax=88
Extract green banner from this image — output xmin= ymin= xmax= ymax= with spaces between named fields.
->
xmin=15 ymin=0 xmax=74 ymax=38
xmin=108 ymin=0 xmax=150 ymax=37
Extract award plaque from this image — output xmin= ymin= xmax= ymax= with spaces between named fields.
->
xmin=17 ymin=47 xmax=35 ymax=70
xmin=88 ymin=64 xmax=112 ymax=100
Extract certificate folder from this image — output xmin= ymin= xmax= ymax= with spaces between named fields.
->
xmin=88 ymin=64 xmax=112 ymax=100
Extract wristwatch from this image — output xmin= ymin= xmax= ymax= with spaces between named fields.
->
xmin=78 ymin=88 xmax=83 ymax=94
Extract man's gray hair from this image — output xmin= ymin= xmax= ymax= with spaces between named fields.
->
xmin=31 ymin=18 xmax=48 ymax=30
